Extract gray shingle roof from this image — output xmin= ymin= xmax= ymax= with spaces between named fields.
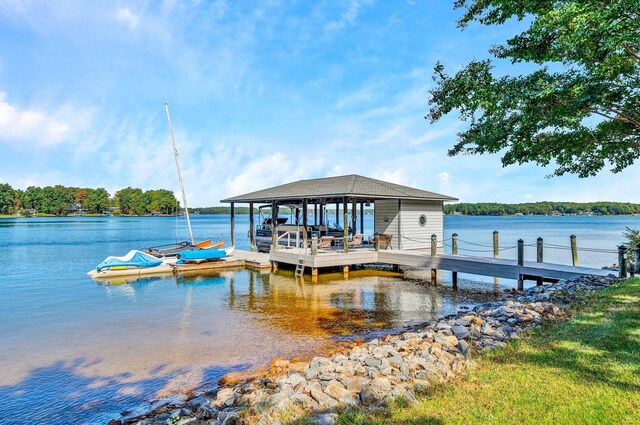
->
xmin=221 ymin=174 xmax=458 ymax=203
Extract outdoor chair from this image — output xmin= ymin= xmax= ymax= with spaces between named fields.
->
xmin=378 ymin=233 xmax=393 ymax=250
xmin=317 ymin=236 xmax=334 ymax=251
xmin=348 ymin=233 xmax=364 ymax=249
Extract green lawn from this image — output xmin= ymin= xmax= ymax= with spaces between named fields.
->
xmin=336 ymin=278 xmax=640 ymax=425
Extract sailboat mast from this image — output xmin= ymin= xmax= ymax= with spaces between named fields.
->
xmin=164 ymin=102 xmax=195 ymax=245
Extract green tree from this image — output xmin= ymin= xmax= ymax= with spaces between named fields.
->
xmin=0 ymin=183 xmax=16 ymax=214
xmin=427 ymin=0 xmax=640 ymax=177
xmin=84 ymin=188 xmax=110 ymax=213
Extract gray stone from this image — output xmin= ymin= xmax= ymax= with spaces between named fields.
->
xmin=310 ymin=387 xmax=339 ymax=408
xmin=324 ymin=382 xmax=351 ymax=401
xmin=360 ymin=377 xmax=392 ymax=404
xmin=451 ymin=325 xmax=470 ymax=339
xmin=289 ymin=373 xmax=306 ymax=392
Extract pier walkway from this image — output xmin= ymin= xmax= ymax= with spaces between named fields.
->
xmin=265 ymin=247 xmax=612 ymax=285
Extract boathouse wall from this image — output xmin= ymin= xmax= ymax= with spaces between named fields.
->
xmin=399 ymin=200 xmax=443 ymax=250
xmin=374 ymin=199 xmax=444 ymax=250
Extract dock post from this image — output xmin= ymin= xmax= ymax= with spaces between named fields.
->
xmin=451 ymin=233 xmax=458 ymax=289
xmin=517 ymin=239 xmax=524 ymax=291
xmin=570 ymin=235 xmax=578 ymax=266
xmin=230 ymin=202 xmax=235 ymax=246
xmin=311 ymin=235 xmax=318 ymax=256
xmin=375 ymin=235 xmax=380 ymax=251
xmin=493 ymin=231 xmax=499 ymax=258
xmin=360 ymin=202 xmax=364 ymax=234
xmin=302 ymin=200 xmax=308 ymax=250
xmin=352 ymin=199 xmax=357 ymax=237
xmin=271 ymin=201 xmax=278 ymax=251
xmin=249 ymin=202 xmax=255 ymax=251
xmin=536 ymin=237 xmax=544 ymax=286
xmin=343 ymin=198 xmax=349 ymax=253
xmin=430 ymin=234 xmax=437 ymax=284
xmin=618 ymin=245 xmax=627 ymax=279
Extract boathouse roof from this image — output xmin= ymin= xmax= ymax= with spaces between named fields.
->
xmin=221 ymin=174 xmax=458 ymax=203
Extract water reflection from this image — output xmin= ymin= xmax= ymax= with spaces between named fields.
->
xmin=2 ymin=269 xmax=496 ymax=425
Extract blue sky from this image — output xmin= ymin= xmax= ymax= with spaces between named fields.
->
xmin=0 ymin=0 xmax=637 ymax=206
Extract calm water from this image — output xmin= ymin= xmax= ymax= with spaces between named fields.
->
xmin=1 ymin=214 xmax=638 ymax=424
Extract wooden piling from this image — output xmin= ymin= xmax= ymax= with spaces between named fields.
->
xmin=343 ymin=198 xmax=349 ymax=253
xmin=618 ymin=245 xmax=627 ymax=279
xmin=517 ymin=239 xmax=524 ymax=291
xmin=230 ymin=202 xmax=235 ymax=246
xmin=311 ymin=235 xmax=318 ymax=256
xmin=493 ymin=230 xmax=499 ymax=258
xmin=451 ymin=233 xmax=458 ymax=289
xmin=536 ymin=237 xmax=543 ymax=286
xmin=351 ymin=198 xmax=357 ymax=237
xmin=271 ymin=201 xmax=278 ymax=250
xmin=249 ymin=202 xmax=254 ymax=250
xmin=570 ymin=235 xmax=578 ymax=266
xmin=302 ymin=200 xmax=308 ymax=250
xmin=374 ymin=235 xmax=380 ymax=251
xmin=360 ymin=202 xmax=364 ymax=234
xmin=430 ymin=234 xmax=437 ymax=284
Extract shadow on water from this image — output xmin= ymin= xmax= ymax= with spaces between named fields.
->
xmin=0 ymin=357 xmax=249 ymax=425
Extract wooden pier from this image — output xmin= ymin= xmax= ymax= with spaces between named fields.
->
xmin=266 ymin=246 xmax=612 ymax=287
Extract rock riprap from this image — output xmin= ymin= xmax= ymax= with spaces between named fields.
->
xmin=114 ymin=274 xmax=617 ymax=425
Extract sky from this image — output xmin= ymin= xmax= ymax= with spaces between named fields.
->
xmin=0 ymin=0 xmax=638 ymax=206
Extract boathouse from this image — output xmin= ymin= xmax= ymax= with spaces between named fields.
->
xmin=221 ymin=174 xmax=458 ymax=251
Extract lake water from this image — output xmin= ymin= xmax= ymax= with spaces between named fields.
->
xmin=1 ymin=214 xmax=638 ymax=424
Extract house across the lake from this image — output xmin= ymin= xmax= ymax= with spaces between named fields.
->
xmin=221 ymin=174 xmax=458 ymax=252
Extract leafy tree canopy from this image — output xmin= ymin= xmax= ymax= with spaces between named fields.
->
xmin=427 ymin=0 xmax=640 ymax=177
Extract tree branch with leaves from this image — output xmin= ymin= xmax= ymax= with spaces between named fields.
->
xmin=427 ymin=0 xmax=640 ymax=177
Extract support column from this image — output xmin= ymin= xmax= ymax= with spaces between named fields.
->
xmin=343 ymin=198 xmax=349 ymax=253
xmin=319 ymin=202 xmax=324 ymax=228
xmin=249 ymin=202 xmax=254 ymax=250
xmin=230 ymin=202 xmax=235 ymax=246
xmin=314 ymin=204 xmax=318 ymax=225
xmin=335 ymin=202 xmax=339 ymax=226
xmin=618 ymin=245 xmax=627 ymax=279
xmin=360 ymin=202 xmax=364 ymax=234
xmin=517 ymin=239 xmax=524 ymax=290
xmin=452 ymin=233 xmax=458 ymax=289
xmin=271 ymin=201 xmax=278 ymax=250
xmin=536 ymin=237 xmax=544 ymax=286
xmin=302 ymin=199 xmax=308 ymax=250
xmin=430 ymin=234 xmax=437 ymax=284
xmin=351 ymin=198 xmax=357 ymax=236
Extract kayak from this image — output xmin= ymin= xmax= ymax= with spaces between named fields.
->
xmin=176 ymin=247 xmax=235 ymax=263
xmin=145 ymin=240 xmax=224 ymax=258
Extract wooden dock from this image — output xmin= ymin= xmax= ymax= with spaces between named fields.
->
xmin=267 ymin=247 xmax=612 ymax=285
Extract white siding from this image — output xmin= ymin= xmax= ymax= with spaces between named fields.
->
xmin=374 ymin=200 xmax=400 ymax=249
xmin=399 ymin=200 xmax=443 ymax=250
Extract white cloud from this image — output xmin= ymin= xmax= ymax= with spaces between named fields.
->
xmin=116 ymin=7 xmax=139 ymax=30
xmin=324 ymin=0 xmax=368 ymax=33
xmin=0 ymin=92 xmax=91 ymax=147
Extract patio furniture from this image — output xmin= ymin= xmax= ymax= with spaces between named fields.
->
xmin=317 ymin=236 xmax=334 ymax=250
xmin=378 ymin=233 xmax=393 ymax=250
xmin=348 ymin=233 xmax=364 ymax=249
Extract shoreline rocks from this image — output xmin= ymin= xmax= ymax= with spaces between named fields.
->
xmin=114 ymin=274 xmax=617 ymax=425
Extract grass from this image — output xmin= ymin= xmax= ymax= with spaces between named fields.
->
xmin=334 ymin=278 xmax=640 ymax=425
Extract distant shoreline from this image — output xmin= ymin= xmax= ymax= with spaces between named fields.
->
xmin=2 ymin=212 xmax=640 ymax=218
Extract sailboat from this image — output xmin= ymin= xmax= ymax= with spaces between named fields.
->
xmin=86 ymin=103 xmax=233 ymax=279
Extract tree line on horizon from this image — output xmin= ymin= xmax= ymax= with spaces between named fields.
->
xmin=445 ymin=202 xmax=640 ymax=216
xmin=0 ymin=183 xmax=179 ymax=216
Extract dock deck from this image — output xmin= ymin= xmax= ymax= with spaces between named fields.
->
xmin=268 ymin=247 xmax=612 ymax=282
